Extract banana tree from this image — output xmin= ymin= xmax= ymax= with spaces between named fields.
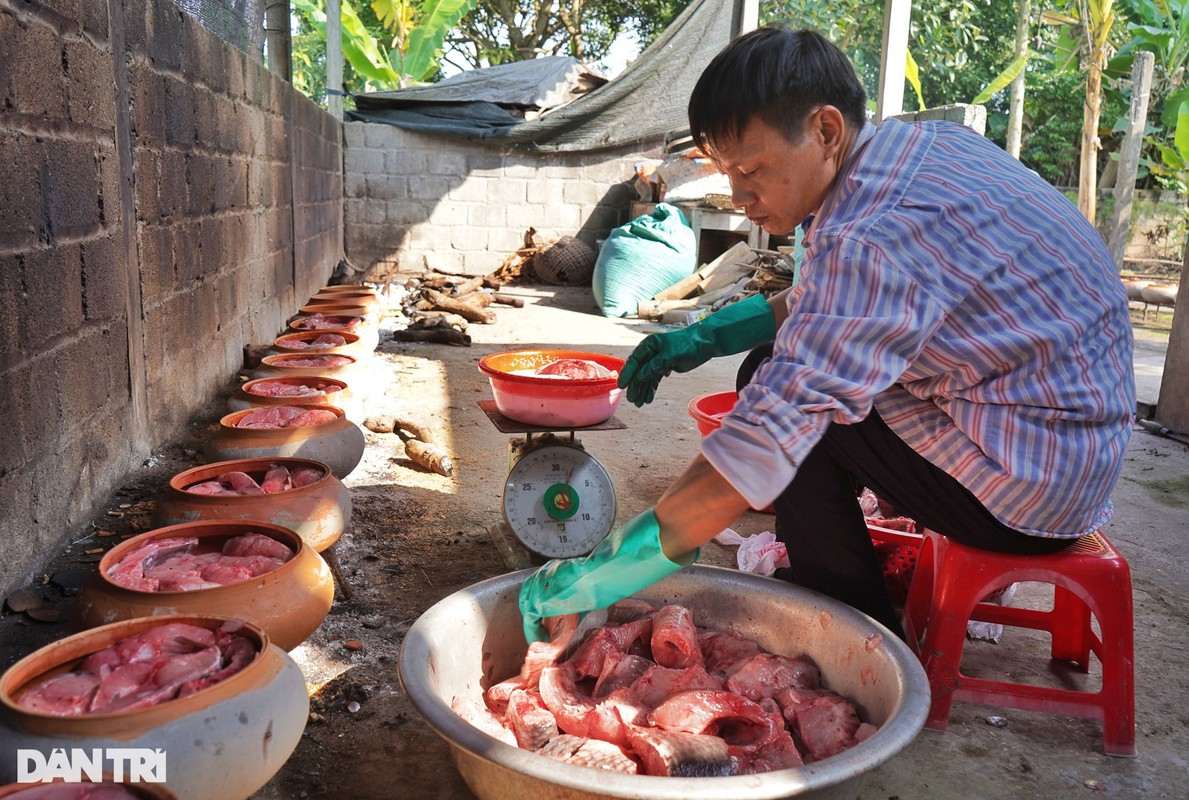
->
xmin=1040 ymin=0 xmax=1116 ymax=223
xmin=292 ymin=0 xmax=476 ymax=91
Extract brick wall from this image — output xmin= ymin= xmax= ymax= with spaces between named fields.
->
xmin=0 ymin=0 xmax=343 ymax=593
xmin=343 ymin=121 xmax=659 ymax=278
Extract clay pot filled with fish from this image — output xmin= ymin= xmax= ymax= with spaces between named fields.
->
xmin=229 ymin=375 xmax=362 ymax=420
xmin=399 ymin=565 xmax=929 ymax=800
xmin=206 ymin=405 xmax=365 ymax=480
xmin=296 ymin=302 xmax=376 ymax=323
xmin=249 ymin=353 xmax=372 ymax=403
xmin=152 ymin=457 xmax=350 ymax=552
xmin=288 ymin=311 xmax=379 ymax=351
xmin=0 ymin=782 xmax=178 ymax=798
xmin=269 ymin=330 xmax=370 ymax=362
xmin=74 ymin=520 xmax=334 ymax=650
xmin=0 ymin=616 xmax=308 ymax=800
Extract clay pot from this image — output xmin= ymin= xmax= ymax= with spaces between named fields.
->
xmin=308 ymin=290 xmax=381 ymax=312
xmin=74 ymin=520 xmax=334 ymax=650
xmin=230 ymin=375 xmax=362 ymax=419
xmin=269 ymin=330 xmax=371 ymax=361
xmin=288 ymin=312 xmax=379 ymax=350
xmin=249 ymin=353 xmax=372 ymax=401
xmin=0 ymin=616 xmax=308 ymax=800
xmin=317 ymin=284 xmax=378 ymax=295
xmin=297 ymin=302 xmax=376 ymax=322
xmin=206 ymin=406 xmax=365 ymax=480
xmin=152 ymin=457 xmax=351 ymax=552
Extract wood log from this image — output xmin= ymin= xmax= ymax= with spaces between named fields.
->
xmin=455 ymin=290 xmax=496 ymax=308
xmin=452 ymin=276 xmax=485 ymax=296
xmin=411 ymin=310 xmax=469 ymax=330
xmin=490 ymin=293 xmax=524 ymax=308
xmin=403 ymin=439 xmax=454 ymax=477
xmin=423 ymin=288 xmax=496 ymax=324
xmin=390 ymin=327 xmax=472 ymax=346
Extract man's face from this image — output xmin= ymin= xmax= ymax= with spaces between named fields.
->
xmin=708 ymin=112 xmax=841 ymax=236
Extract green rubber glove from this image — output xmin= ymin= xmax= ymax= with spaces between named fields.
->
xmin=518 ymin=508 xmax=698 ymax=643
xmin=618 ymin=294 xmax=776 ymax=406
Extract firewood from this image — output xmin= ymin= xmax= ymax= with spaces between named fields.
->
xmin=452 ymin=276 xmax=485 ymax=296
xmin=422 ymin=288 xmax=496 ymax=324
xmin=455 ymin=290 xmax=496 ymax=308
xmin=490 ymin=293 xmax=524 ymax=308
xmin=390 ymin=327 xmax=472 ymax=346
xmin=412 ymin=310 xmax=469 ymax=330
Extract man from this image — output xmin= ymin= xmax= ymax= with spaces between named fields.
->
xmin=519 ymin=28 xmax=1135 ymax=640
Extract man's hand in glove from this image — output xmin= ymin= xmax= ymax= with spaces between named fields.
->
xmin=518 ymin=508 xmax=697 ymax=643
xmin=617 ymin=293 xmax=777 ymax=406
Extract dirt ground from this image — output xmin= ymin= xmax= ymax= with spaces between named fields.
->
xmin=1 ymin=283 xmax=1187 ymax=800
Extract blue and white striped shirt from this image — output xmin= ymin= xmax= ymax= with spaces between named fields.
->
xmin=702 ymin=119 xmax=1135 ymax=537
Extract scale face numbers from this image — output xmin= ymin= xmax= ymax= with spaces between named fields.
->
xmin=502 ymin=444 xmax=616 ymax=559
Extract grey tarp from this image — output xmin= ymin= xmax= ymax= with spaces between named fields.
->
xmin=345 ymin=0 xmax=746 ymax=152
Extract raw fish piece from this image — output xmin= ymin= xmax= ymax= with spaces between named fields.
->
xmin=650 ymin=605 xmax=702 ymax=669
xmin=606 ymin=598 xmax=658 ymax=623
xmin=16 ymin=672 xmax=100 ymax=715
xmin=648 ymin=689 xmax=783 ymax=754
xmin=271 ymin=354 xmax=353 ymax=367
xmin=506 ymin=689 xmax=558 ymax=750
xmin=219 ymin=471 xmax=263 ymax=494
xmin=451 ymin=695 xmax=517 ymax=747
xmin=737 ymin=729 xmax=804 ymax=774
xmin=725 ymin=653 xmax=821 ymax=701
xmin=289 ymin=408 xmax=338 ymax=427
xmin=185 ymin=480 xmax=234 ymax=495
xmin=698 ymin=630 xmax=763 ymax=679
xmin=593 ymin=652 xmax=653 ymax=698
xmin=293 ymin=314 xmax=363 ymax=331
xmin=776 ymin=686 xmax=861 ymax=761
xmin=564 ymin=738 xmax=640 ymax=774
xmin=289 ymin=466 xmax=325 ymax=487
xmin=628 ymin=664 xmax=723 ymax=709
xmin=236 ymin=406 xmax=304 ymax=428
xmin=568 ymin=618 xmax=652 ymax=679
xmin=222 ymin=531 xmax=294 ymax=561
xmin=625 ymin=727 xmax=735 ymax=777
xmin=260 ymin=464 xmax=292 ymax=493
xmin=536 ymin=359 xmax=617 ymax=380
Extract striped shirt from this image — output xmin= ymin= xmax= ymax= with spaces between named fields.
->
xmin=702 ymin=119 xmax=1135 ymax=537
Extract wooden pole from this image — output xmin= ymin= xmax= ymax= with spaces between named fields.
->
xmin=876 ymin=0 xmax=912 ymax=120
xmin=1108 ymin=52 xmax=1154 ymax=270
xmin=1156 ymin=255 xmax=1189 ymax=433
xmin=326 ymin=0 xmax=343 ymax=119
xmin=1005 ymin=0 xmax=1031 ymax=159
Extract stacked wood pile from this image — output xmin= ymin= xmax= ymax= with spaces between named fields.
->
xmin=635 ymin=242 xmax=798 ymax=323
xmin=389 ymin=272 xmax=525 ymax=346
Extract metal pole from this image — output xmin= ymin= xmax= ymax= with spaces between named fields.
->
xmin=877 ymin=0 xmax=912 ymax=120
xmin=1108 ymin=52 xmax=1154 ymax=270
xmin=264 ymin=0 xmax=291 ymax=81
xmin=326 ymin=0 xmax=343 ymax=119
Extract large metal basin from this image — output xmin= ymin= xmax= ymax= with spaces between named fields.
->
xmin=399 ymin=565 xmax=928 ymax=800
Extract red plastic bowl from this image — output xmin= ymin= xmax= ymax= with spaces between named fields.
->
xmin=687 ymin=390 xmax=738 ymax=436
xmin=478 ymin=350 xmax=625 ymax=428
xmin=688 ymin=391 xmax=774 ymax=513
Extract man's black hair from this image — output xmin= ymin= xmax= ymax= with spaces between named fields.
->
xmin=688 ymin=28 xmax=868 ymax=151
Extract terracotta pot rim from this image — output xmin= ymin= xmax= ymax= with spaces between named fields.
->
xmin=272 ymin=331 xmax=362 ymax=349
xmin=0 ymin=615 xmax=271 ymax=723
xmin=261 ymin=353 xmax=359 ymax=368
xmin=94 ymin=520 xmax=308 ymax=598
xmin=165 ymin=457 xmax=335 ymax=495
xmin=239 ymin=375 xmax=350 ymax=397
xmin=217 ymin=405 xmax=347 ymax=432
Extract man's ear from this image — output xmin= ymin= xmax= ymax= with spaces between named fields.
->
xmin=814 ymin=105 xmax=847 ymax=159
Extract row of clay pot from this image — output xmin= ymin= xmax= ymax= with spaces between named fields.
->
xmin=0 ymin=285 xmax=385 ymax=800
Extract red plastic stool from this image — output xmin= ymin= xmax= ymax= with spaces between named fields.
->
xmin=902 ymin=528 xmax=1136 ymax=757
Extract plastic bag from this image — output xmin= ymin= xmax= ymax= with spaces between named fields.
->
xmin=713 ymin=528 xmax=790 ymax=576
xmin=591 ymin=203 xmax=696 ymax=317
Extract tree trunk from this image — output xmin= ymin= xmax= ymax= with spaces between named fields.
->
xmin=1108 ymin=52 xmax=1155 ymax=269
xmin=1006 ymin=0 xmax=1031 ymax=159
xmin=1078 ymin=42 xmax=1105 ymax=224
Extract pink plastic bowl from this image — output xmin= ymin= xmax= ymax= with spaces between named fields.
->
xmin=478 ymin=350 xmax=625 ymax=428
xmin=688 ymin=390 xmax=774 ymax=513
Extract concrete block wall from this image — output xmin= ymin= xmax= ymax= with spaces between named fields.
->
xmin=0 ymin=0 xmax=343 ymax=593
xmin=344 ymin=121 xmax=658 ymax=277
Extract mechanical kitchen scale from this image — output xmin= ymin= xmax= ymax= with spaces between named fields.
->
xmin=478 ymin=400 xmax=625 ymax=566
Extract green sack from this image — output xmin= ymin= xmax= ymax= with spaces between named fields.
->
xmin=592 ymin=203 xmax=697 ymax=318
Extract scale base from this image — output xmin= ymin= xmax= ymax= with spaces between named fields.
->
xmin=487 ymin=520 xmax=547 ymax=571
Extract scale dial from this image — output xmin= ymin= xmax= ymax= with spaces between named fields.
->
xmin=502 ymin=443 xmax=616 ymax=559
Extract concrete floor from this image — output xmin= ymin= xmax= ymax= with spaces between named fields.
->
xmin=426 ymin=285 xmax=1189 ymax=800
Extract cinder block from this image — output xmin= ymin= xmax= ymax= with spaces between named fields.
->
xmin=187 ymin=152 xmax=218 ymax=216
xmin=66 ymin=38 xmax=117 ymax=133
xmin=527 ymin=179 xmax=566 ymax=206
xmin=44 ymin=139 xmax=101 ymax=236
xmin=148 ymin=1 xmax=184 ymax=71
xmin=408 ymin=175 xmax=455 ymax=202
xmin=343 ymin=122 xmax=368 ymax=148
xmin=174 ymin=219 xmax=203 ymax=284
xmin=55 ymin=331 xmax=117 ymax=426
xmin=14 ymin=352 xmax=63 ymax=465
xmin=0 ymin=131 xmax=45 ymax=246
xmin=128 ymin=62 xmax=165 ymax=146
xmin=465 ymin=151 xmax=505 ymax=174
xmin=421 ymin=249 xmax=464 ymax=273
xmin=7 ymin=16 xmax=66 ymax=120
xmin=487 ymin=227 xmax=528 ymax=254
xmin=193 ymin=88 xmax=220 ymax=149
xmin=489 ymin=178 xmax=527 ymax=204
xmin=506 ymin=203 xmax=549 ymax=230
xmin=387 ymin=148 xmax=427 ymax=174
xmin=80 ymin=0 xmax=110 ymax=41
xmin=19 ymin=244 xmax=84 ymax=351
xmin=362 ymin=122 xmax=399 ymax=149
xmin=463 ymin=250 xmax=502 ymax=275
xmin=563 ymin=181 xmax=606 ymax=206
xmin=163 ymin=75 xmax=196 ymax=148
xmin=451 ymin=226 xmax=487 ymax=252
xmin=428 ymin=150 xmax=468 ymax=177
xmin=366 ymin=174 xmax=407 ymax=202
xmin=81 ymin=235 xmax=131 ymax=322
xmin=467 ymin=203 xmax=507 ymax=229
